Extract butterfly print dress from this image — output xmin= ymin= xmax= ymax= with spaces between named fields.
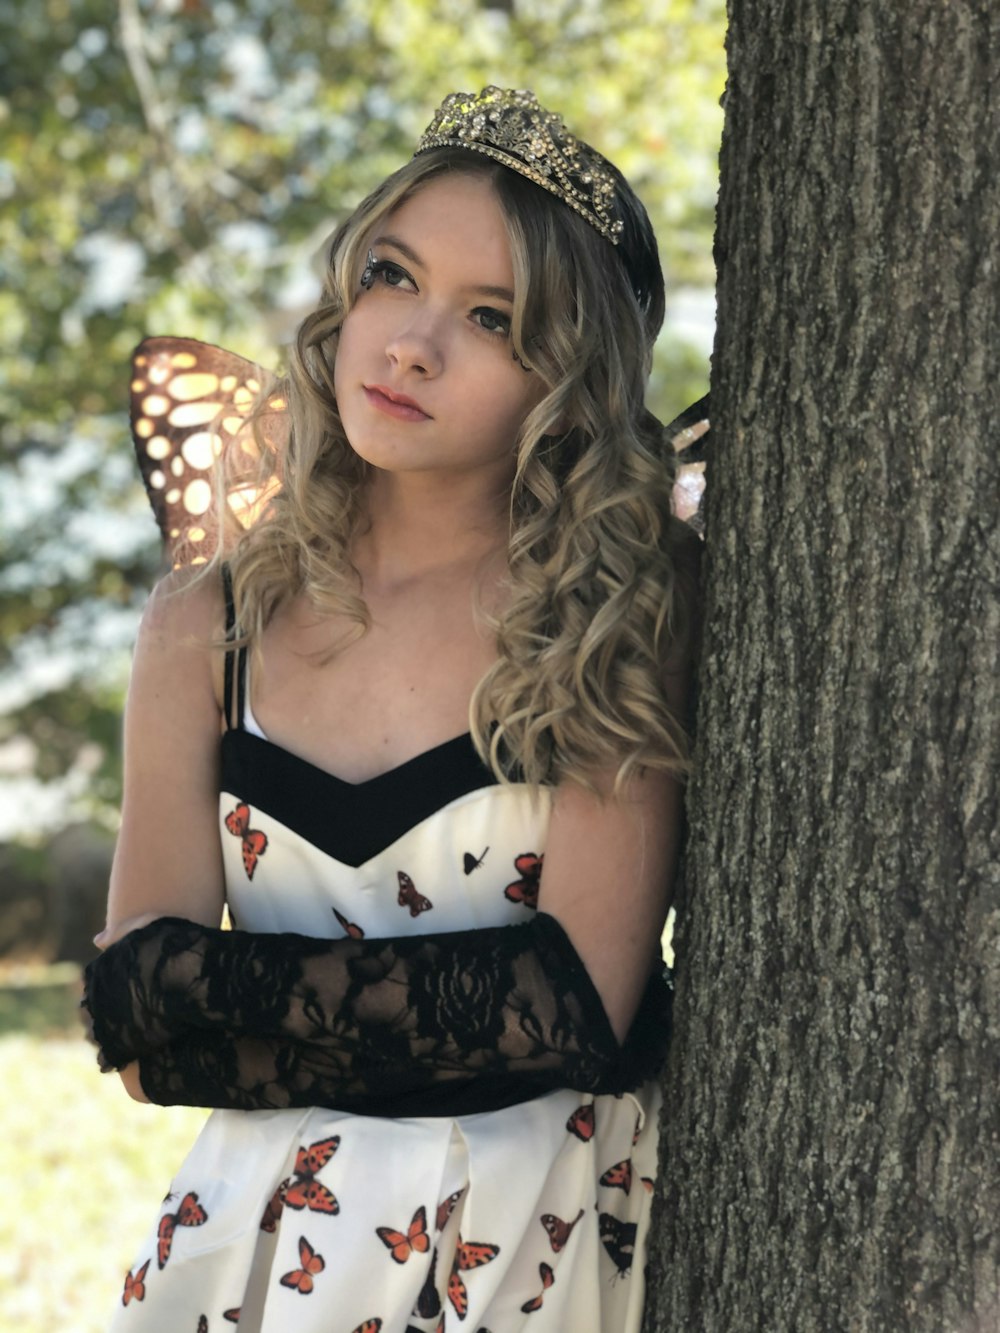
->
xmin=109 ymin=621 xmax=662 ymax=1333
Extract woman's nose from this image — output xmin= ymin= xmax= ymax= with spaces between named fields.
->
xmin=385 ymin=311 xmax=445 ymax=377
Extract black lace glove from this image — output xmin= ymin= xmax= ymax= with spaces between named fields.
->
xmin=82 ymin=914 xmax=671 ymax=1114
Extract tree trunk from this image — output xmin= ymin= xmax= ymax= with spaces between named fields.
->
xmin=645 ymin=3 xmax=999 ymax=1330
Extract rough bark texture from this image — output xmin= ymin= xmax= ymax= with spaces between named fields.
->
xmin=645 ymin=3 xmax=999 ymax=1330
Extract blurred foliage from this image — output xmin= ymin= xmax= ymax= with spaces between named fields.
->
xmin=0 ymin=0 xmax=725 ymax=835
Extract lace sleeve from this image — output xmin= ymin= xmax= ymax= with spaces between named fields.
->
xmin=82 ymin=914 xmax=671 ymax=1113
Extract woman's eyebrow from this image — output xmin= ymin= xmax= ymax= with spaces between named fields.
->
xmin=371 ymin=234 xmax=514 ymax=304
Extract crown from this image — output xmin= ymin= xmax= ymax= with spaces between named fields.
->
xmin=414 ymin=87 xmax=625 ymax=245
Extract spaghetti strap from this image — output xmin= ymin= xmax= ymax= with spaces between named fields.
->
xmin=220 ymin=564 xmax=246 ymax=733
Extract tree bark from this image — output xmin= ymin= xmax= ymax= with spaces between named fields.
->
xmin=646 ymin=3 xmax=1000 ymax=1330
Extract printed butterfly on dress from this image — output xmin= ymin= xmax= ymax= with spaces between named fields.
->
xmin=598 ymin=1212 xmax=637 ymax=1278
xmin=197 ymin=1318 xmax=208 ymax=1333
xmin=436 ymin=1188 xmax=465 ymax=1232
xmin=447 ymin=1235 xmax=501 ymax=1320
xmin=280 ymin=1235 xmax=326 ymax=1294
xmin=121 ymin=1258 xmax=150 ymax=1306
xmin=520 ymin=1261 xmax=555 ymax=1314
xmin=599 ymin=1159 xmax=633 ymax=1195
xmin=462 ymin=846 xmax=489 ymax=874
xmin=262 ymin=1136 xmax=341 ymax=1230
xmin=504 ymin=852 xmax=543 ymax=910
xmin=158 ymin=1191 xmax=208 ymax=1269
xmin=224 ymin=802 xmax=269 ymax=880
xmin=376 ymin=1204 xmax=431 ymax=1264
xmin=333 ymin=906 xmax=365 ymax=939
xmin=539 ymin=1208 xmax=584 ymax=1253
xmin=351 ymin=1322 xmax=384 ymax=1333
xmin=397 ymin=870 xmax=433 ymax=917
xmin=566 ymin=1103 xmax=595 ymax=1141
xmin=128 ymin=337 xmax=707 ymax=570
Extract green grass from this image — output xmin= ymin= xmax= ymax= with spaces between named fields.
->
xmin=2 ymin=970 xmax=208 ymax=1333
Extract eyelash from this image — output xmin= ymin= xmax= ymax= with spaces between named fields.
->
xmin=360 ymin=253 xmax=512 ymax=341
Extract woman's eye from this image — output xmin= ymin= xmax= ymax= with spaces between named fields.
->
xmin=474 ymin=307 xmax=511 ymax=337
xmin=364 ymin=257 xmax=414 ymax=290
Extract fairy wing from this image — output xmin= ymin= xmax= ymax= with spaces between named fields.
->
xmin=665 ymin=392 xmax=709 ymax=536
xmin=129 ymin=336 xmax=287 ymax=567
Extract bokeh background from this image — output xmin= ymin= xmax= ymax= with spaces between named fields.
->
xmin=1 ymin=1 xmax=725 ymax=1327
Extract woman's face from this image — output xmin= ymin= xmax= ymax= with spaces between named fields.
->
xmin=333 ymin=172 xmax=547 ymax=491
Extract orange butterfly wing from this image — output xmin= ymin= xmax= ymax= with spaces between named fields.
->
xmin=456 ymin=1236 xmax=501 ymax=1270
xmin=240 ymin=828 xmax=268 ymax=879
xmin=504 ymin=852 xmax=542 ymax=910
xmin=224 ymin=804 xmax=249 ymax=838
xmin=566 ymin=1103 xmax=595 ymax=1141
xmin=520 ymin=1260 xmax=556 ymax=1312
xmin=156 ymin=1214 xmax=176 ymax=1270
xmin=177 ymin=1192 xmax=208 ymax=1228
xmin=376 ymin=1205 xmax=429 ymax=1263
xmin=351 ymin=1322 xmax=383 ymax=1333
xmin=260 ymin=1182 xmax=286 ymax=1232
xmin=296 ymin=1136 xmax=341 ymax=1175
xmin=223 ymin=1310 xmax=241 ymax=1323
xmin=285 ymin=1179 xmax=339 ymax=1215
xmin=129 ymin=336 xmax=287 ymax=568
xmin=121 ymin=1258 xmax=150 ymax=1306
xmin=435 ymin=1188 xmax=464 ymax=1232
xmin=599 ymin=1159 xmax=633 ymax=1195
xmin=280 ymin=1236 xmax=325 ymax=1294
xmin=446 ymin=1265 xmax=469 ymax=1320
xmin=333 ymin=907 xmax=365 ymax=939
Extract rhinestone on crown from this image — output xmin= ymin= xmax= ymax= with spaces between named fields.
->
xmin=414 ymin=87 xmax=625 ymax=245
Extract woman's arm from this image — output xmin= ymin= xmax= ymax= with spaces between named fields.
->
xmin=97 ymin=569 xmax=228 ymax=1097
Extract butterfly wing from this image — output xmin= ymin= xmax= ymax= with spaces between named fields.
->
xmin=224 ymin=804 xmax=250 ymax=838
xmin=156 ymin=1213 xmax=176 ymax=1269
xmin=599 ymin=1159 xmax=633 ymax=1194
xmin=456 ymin=1238 xmax=501 ymax=1271
xmin=297 ymin=1136 xmax=341 ymax=1176
xmin=351 ymin=1322 xmax=384 ymax=1333
xmin=566 ymin=1103 xmax=595 ymax=1141
xmin=260 ymin=1182 xmax=286 ymax=1232
xmin=130 ymin=336 xmax=287 ymax=567
xmin=333 ymin=907 xmax=365 ymax=939
xmin=241 ymin=828 xmax=268 ymax=879
xmin=397 ymin=871 xmax=433 ymax=916
xmin=435 ymin=1189 xmax=464 ymax=1232
xmin=177 ymin=1192 xmax=208 ymax=1228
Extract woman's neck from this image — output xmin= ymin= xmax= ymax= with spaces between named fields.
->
xmin=355 ymin=471 xmax=511 ymax=590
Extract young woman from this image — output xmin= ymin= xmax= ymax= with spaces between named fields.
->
xmin=84 ymin=87 xmax=700 ymax=1332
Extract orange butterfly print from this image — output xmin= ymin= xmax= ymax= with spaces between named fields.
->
xmin=642 ymin=1176 xmax=654 ymax=1194
xmin=447 ymin=1235 xmax=501 ymax=1319
xmin=333 ymin=907 xmax=365 ymax=939
xmin=540 ymin=1207 xmax=584 ymax=1253
xmin=566 ymin=1103 xmax=595 ymax=1141
xmin=280 ymin=1235 xmax=325 ymax=1294
xmin=436 ymin=1188 xmax=465 ymax=1232
xmin=350 ymin=1322 xmax=383 ymax=1333
xmin=223 ymin=1312 xmax=241 ymax=1324
xmin=284 ymin=1136 xmax=342 ymax=1215
xmin=260 ymin=1186 xmax=284 ymax=1233
xmin=121 ymin=1258 xmax=149 ymax=1306
xmin=224 ymin=802 xmax=268 ymax=879
xmin=520 ymin=1261 xmax=555 ymax=1314
xmin=157 ymin=1191 xmax=208 ymax=1269
xmin=504 ymin=852 xmax=543 ymax=910
xmin=599 ymin=1159 xmax=633 ymax=1195
xmin=397 ymin=870 xmax=433 ymax=917
xmin=376 ymin=1204 xmax=431 ymax=1263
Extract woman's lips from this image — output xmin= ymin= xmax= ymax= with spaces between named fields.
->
xmin=363 ymin=385 xmax=431 ymax=422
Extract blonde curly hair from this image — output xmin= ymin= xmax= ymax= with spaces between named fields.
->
xmin=212 ymin=147 xmax=698 ymax=792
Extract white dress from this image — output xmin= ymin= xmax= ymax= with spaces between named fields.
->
xmin=110 ymin=660 xmax=662 ymax=1333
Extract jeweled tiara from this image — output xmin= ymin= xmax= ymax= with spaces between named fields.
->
xmin=414 ymin=86 xmax=625 ymax=245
